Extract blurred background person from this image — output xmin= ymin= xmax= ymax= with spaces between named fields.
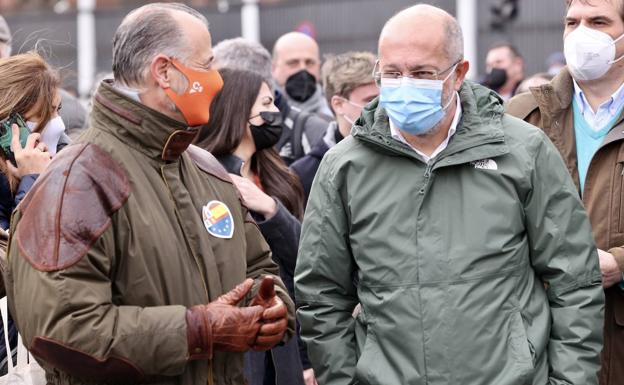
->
xmin=213 ymin=37 xmax=273 ymax=85
xmin=212 ymin=36 xmax=329 ymax=166
xmin=272 ymin=32 xmax=331 ymax=117
xmin=546 ymin=51 xmax=566 ymax=77
xmin=482 ymin=42 xmax=525 ymax=100
xmin=514 ymin=72 xmax=553 ymax=95
xmin=196 ymin=68 xmax=306 ymax=385
xmin=291 ymin=51 xmax=378 ymax=203
xmin=59 ymin=89 xmax=87 ymax=139
xmin=271 ymin=32 xmax=332 ymax=163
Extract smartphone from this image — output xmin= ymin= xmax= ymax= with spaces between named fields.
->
xmin=0 ymin=113 xmax=30 ymax=166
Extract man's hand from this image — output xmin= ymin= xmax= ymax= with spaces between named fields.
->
xmin=250 ymin=276 xmax=288 ymax=351
xmin=6 ymin=124 xmax=51 ymax=178
xmin=303 ymin=368 xmax=318 ymax=385
xmin=598 ymin=249 xmax=621 ymax=288
xmin=186 ymin=279 xmax=265 ymax=360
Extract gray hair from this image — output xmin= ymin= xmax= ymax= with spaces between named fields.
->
xmin=112 ymin=3 xmax=208 ymax=86
xmin=445 ymin=17 xmax=464 ymax=63
xmin=212 ymin=37 xmax=273 ymax=86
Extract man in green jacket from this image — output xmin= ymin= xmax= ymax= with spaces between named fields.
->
xmin=295 ymin=4 xmax=604 ymax=385
xmin=3 ymin=3 xmax=294 ymax=385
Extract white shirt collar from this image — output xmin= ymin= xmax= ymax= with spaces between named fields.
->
xmin=389 ymin=92 xmax=462 ymax=163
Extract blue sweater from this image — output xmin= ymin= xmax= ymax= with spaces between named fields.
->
xmin=573 ymin=99 xmax=621 ymax=193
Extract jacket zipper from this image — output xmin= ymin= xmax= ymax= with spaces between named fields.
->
xmin=159 ymin=165 xmax=214 ymax=385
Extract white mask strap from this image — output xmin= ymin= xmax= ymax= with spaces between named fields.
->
xmin=613 ymin=31 xmax=624 ymax=45
xmin=611 ymin=54 xmax=624 ymax=64
xmin=608 ymin=32 xmax=624 ymax=64
xmin=442 ymin=91 xmax=458 ymax=111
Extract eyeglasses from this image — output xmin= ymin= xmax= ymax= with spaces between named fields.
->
xmin=373 ymin=60 xmax=462 ymax=86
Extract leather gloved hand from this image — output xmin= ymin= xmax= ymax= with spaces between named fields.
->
xmin=186 ymin=278 xmax=264 ymax=360
xmin=250 ymin=276 xmax=289 ymax=351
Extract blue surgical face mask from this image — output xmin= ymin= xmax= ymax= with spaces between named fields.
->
xmin=379 ymin=66 xmax=456 ymax=136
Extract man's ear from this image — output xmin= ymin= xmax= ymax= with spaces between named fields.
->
xmin=150 ymin=55 xmax=172 ymax=89
xmin=271 ymin=61 xmax=279 ymax=80
xmin=454 ymin=60 xmax=470 ymax=90
xmin=331 ymin=95 xmax=345 ymax=117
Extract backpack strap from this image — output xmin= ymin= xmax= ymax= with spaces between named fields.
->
xmin=292 ymin=110 xmax=311 ymax=160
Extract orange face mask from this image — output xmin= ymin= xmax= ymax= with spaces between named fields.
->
xmin=163 ymin=59 xmax=224 ymax=127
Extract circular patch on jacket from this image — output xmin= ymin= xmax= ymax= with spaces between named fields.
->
xmin=202 ymin=200 xmax=234 ymax=239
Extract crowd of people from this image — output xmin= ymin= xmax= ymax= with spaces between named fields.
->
xmin=0 ymin=0 xmax=621 ymax=384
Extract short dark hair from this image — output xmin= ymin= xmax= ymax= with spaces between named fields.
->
xmin=565 ymin=0 xmax=624 ymax=21
xmin=488 ymin=42 xmax=522 ymax=59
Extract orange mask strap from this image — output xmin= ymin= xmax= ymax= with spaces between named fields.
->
xmin=163 ymin=59 xmax=223 ymax=127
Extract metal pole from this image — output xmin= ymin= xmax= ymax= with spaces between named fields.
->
xmin=77 ymin=0 xmax=96 ymax=102
xmin=241 ymin=0 xmax=260 ymax=43
xmin=457 ymin=0 xmax=478 ymax=80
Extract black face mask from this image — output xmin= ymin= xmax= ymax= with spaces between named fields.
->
xmin=285 ymin=69 xmax=317 ymax=103
xmin=250 ymin=111 xmax=284 ymax=151
xmin=482 ymin=68 xmax=508 ymax=92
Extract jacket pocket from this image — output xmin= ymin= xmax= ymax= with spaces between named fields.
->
xmin=507 ymin=310 xmax=535 ymax=380
xmin=354 ymin=325 xmax=380 ymax=385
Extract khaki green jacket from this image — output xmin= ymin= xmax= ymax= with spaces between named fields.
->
xmin=296 ymin=81 xmax=604 ymax=385
xmin=3 ymin=81 xmax=295 ymax=385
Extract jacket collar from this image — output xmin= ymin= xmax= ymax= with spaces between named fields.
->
xmin=352 ymin=81 xmax=508 ymax=166
xmin=90 ymin=80 xmax=198 ymax=162
xmin=530 ymin=67 xmax=624 ymax=146
xmin=530 ymin=67 xmax=574 ymax=115
xmin=216 ymin=154 xmax=245 ymax=176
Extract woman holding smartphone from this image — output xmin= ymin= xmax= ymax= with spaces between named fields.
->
xmin=0 ymin=52 xmax=67 ymax=230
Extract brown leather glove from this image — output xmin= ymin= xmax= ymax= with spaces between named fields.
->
xmin=250 ymin=276 xmax=289 ymax=351
xmin=186 ymin=278 xmax=264 ymax=360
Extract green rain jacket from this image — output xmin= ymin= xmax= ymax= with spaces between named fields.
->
xmin=295 ymin=82 xmax=604 ymax=385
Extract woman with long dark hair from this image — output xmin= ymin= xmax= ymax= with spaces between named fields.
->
xmin=196 ymin=68 xmax=305 ymax=385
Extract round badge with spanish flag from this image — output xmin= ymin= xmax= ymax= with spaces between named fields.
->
xmin=202 ymin=200 xmax=234 ymax=239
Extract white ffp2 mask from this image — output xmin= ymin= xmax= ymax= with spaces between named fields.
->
xmin=26 ymin=116 xmax=66 ymax=156
xmin=564 ymin=24 xmax=624 ymax=81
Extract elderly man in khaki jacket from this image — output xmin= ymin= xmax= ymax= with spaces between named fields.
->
xmin=3 ymin=3 xmax=294 ymax=385
xmin=507 ymin=1 xmax=624 ymax=384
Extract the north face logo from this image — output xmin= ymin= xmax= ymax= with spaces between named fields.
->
xmin=189 ymin=81 xmax=203 ymax=94
xmin=471 ymin=159 xmax=498 ymax=170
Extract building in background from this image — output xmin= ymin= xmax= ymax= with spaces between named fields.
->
xmin=0 ymin=0 xmax=566 ymax=93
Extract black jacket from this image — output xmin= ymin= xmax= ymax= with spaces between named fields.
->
xmin=0 ymin=174 xmax=37 ymax=230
